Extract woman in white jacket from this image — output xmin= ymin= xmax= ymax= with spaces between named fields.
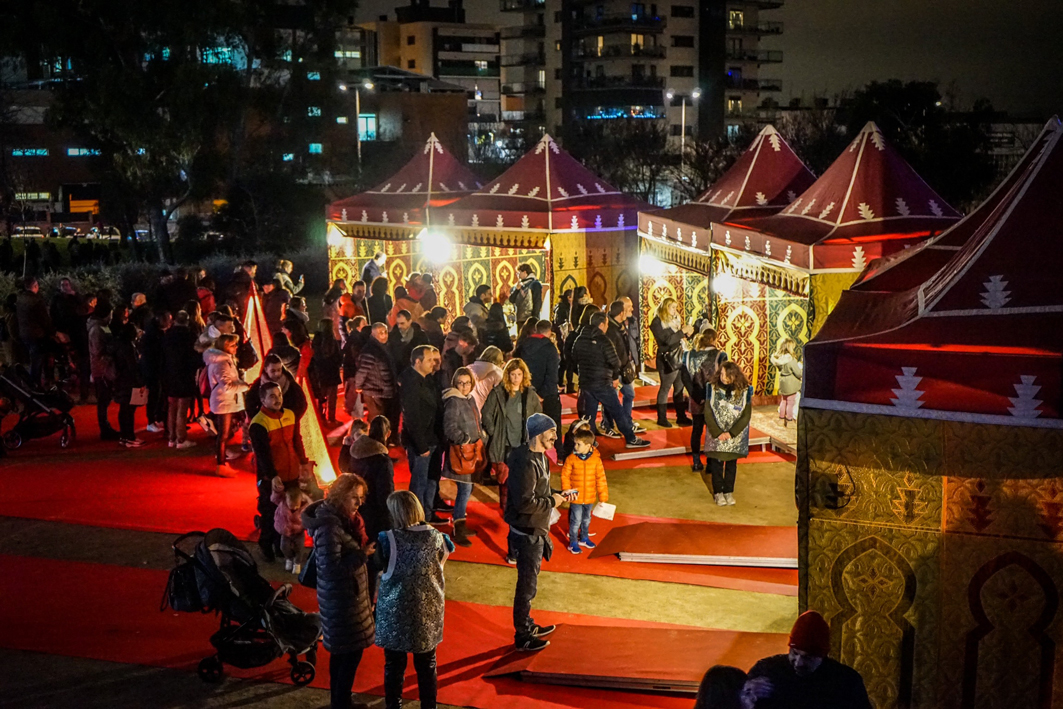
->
xmin=204 ymin=333 xmax=249 ymax=477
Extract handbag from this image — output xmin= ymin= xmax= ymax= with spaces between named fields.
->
xmin=298 ymin=547 xmax=317 ymax=589
xmin=129 ymin=385 xmax=149 ymax=407
xmin=449 ymin=439 xmax=486 ymax=477
xmin=161 ymin=561 xmax=204 ymax=612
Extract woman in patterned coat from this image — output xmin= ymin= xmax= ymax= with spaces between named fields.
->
xmin=374 ymin=491 xmax=454 ymax=709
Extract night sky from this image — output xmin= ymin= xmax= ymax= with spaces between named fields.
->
xmin=356 ymin=0 xmax=1063 ymax=118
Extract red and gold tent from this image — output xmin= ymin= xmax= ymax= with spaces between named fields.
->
xmin=326 ymin=132 xmax=481 ymax=228
xmin=796 ymin=118 xmax=1063 ymax=709
xmin=638 ymin=124 xmax=815 ymax=245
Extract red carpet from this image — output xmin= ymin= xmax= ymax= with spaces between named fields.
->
xmin=1 ymin=554 xmax=712 ymax=709
xmin=588 ymin=522 xmax=798 ymax=568
xmin=560 ymin=385 xmax=659 ymax=415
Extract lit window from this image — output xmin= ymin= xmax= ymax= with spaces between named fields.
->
xmin=202 ymin=47 xmax=233 ymax=64
xmin=334 ymin=50 xmax=361 ymax=59
xmin=336 ymin=116 xmax=349 ymax=124
xmin=538 ymin=69 xmax=546 ymax=88
xmin=136 ymin=148 xmax=146 ymax=155
xmin=67 ymin=148 xmax=101 ymax=156
xmin=282 ymin=153 xmax=295 ymax=161
xmin=308 ymin=143 xmax=323 ymax=154
xmin=358 ymin=114 xmax=377 ymax=141
xmin=15 ymin=192 xmax=50 ymax=200
xmin=11 ymin=148 xmax=49 ymax=156
xmin=631 ymin=33 xmax=644 ymax=49
xmin=726 ymin=124 xmax=741 ymax=139
xmin=728 ymin=10 xmax=744 ymax=29
xmin=555 ymin=41 xmax=561 ymax=51
xmin=307 ymin=71 xmax=321 ymax=80
xmin=597 ymin=36 xmax=604 ymax=56
xmin=308 ymin=106 xmax=322 ymax=117
xmin=727 ymin=97 xmax=742 ymax=114
xmin=475 ymin=60 xmax=488 ymax=70
xmin=282 ymin=50 xmax=292 ymax=62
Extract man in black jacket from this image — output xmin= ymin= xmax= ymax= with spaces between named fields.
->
xmin=571 ymin=312 xmax=649 ymax=449
xmin=246 ymin=354 xmax=309 ymax=422
xmin=515 ymin=320 xmax=563 ymax=456
xmin=600 ymin=298 xmax=645 ymax=437
xmin=399 ymin=344 xmax=442 ymax=515
xmin=746 ymin=611 xmax=871 ymax=709
xmin=505 ymin=413 xmax=572 ymax=651
xmin=388 ymin=309 xmax=429 ymax=376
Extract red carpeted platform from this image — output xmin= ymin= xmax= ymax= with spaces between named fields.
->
xmin=486 ymin=624 xmax=788 ymax=693
xmin=589 ymin=522 xmax=798 ymax=568
xmin=1 ymin=553 xmax=726 ymax=709
xmin=560 ymin=385 xmax=659 ymax=415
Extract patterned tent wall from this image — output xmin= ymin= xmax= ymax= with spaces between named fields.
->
xmin=550 ymin=230 xmax=640 ymax=311
xmin=797 ymin=409 xmax=1063 ymax=709
xmin=329 ymin=236 xmax=548 ymax=318
xmin=639 ymin=268 xmax=811 ymax=396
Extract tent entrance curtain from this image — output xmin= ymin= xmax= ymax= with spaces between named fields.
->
xmin=713 ymin=249 xmax=809 ymax=298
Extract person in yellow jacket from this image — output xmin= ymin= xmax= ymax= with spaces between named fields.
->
xmin=560 ymin=422 xmax=608 ymax=555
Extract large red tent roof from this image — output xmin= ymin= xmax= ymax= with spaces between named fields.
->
xmin=803 ymin=116 xmax=1063 ymax=427
xmin=437 ymin=134 xmax=649 ymax=232
xmin=852 ymin=119 xmax=1060 ymax=293
xmin=723 ymin=122 xmax=961 ymax=271
xmin=326 ymin=133 xmax=481 ymax=226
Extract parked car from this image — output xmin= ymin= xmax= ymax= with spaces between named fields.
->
xmin=51 ymin=225 xmax=83 ymax=238
xmin=12 ymin=226 xmax=45 ymax=237
xmin=88 ymin=226 xmax=122 ymax=239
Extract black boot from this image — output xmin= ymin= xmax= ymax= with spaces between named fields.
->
xmin=656 ymin=404 xmax=672 ymax=428
xmin=675 ymin=396 xmax=693 ymax=426
xmin=691 ymin=453 xmax=704 ymax=472
xmin=453 ymin=519 xmax=474 ymax=547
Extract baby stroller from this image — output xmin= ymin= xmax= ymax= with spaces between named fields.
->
xmin=163 ymin=528 xmax=322 ymax=685
xmin=0 ymin=364 xmax=75 ymax=450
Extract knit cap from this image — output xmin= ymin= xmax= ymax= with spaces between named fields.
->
xmin=789 ymin=610 xmax=831 ymax=657
xmin=526 ymin=413 xmax=557 ymax=440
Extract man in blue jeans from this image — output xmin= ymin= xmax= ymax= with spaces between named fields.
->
xmin=572 ymin=311 xmax=650 ymax=449
xmin=399 ymin=344 xmax=443 ymax=515
xmin=505 ymin=413 xmax=574 ymax=651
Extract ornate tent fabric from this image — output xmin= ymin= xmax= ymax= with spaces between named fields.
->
xmin=803 ymin=116 xmax=1063 ymax=426
xmin=326 ymin=133 xmax=481 ymax=226
xmin=437 ymin=134 xmax=650 ymax=232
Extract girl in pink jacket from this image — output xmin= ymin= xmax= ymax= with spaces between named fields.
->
xmin=271 ymin=482 xmax=313 ymax=574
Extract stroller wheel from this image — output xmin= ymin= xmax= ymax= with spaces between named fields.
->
xmin=253 ymin=514 xmax=261 ymax=530
xmin=197 ymin=655 xmax=224 ymax=683
xmin=59 ymin=430 xmax=72 ymax=448
xmin=3 ymin=431 xmax=22 ymax=450
xmin=290 ymin=661 xmax=315 ymax=686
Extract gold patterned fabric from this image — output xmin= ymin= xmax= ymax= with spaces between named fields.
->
xmin=798 ymin=409 xmax=1063 ymax=709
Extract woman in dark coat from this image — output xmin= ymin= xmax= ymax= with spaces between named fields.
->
xmin=442 ymin=367 xmax=487 ymax=547
xmin=308 ymin=319 xmax=343 ymax=426
xmin=161 ymin=311 xmax=202 ymax=448
xmin=347 ymin=415 xmax=394 ymax=600
xmin=479 ymin=302 xmax=513 ymax=355
xmin=650 ymin=296 xmax=694 ymax=428
xmin=112 ymin=322 xmax=145 ymax=448
xmin=366 ymin=276 xmax=392 ymax=326
xmin=563 ymin=286 xmax=593 ymax=393
xmin=302 ymin=474 xmax=376 ymax=709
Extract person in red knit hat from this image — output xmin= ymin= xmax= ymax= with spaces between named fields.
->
xmin=743 ymin=610 xmax=871 ymax=709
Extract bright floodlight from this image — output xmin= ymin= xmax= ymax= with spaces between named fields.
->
xmin=712 ymin=273 xmax=739 ymax=300
xmin=692 ymin=88 xmax=702 ymax=100
xmin=665 ymin=90 xmax=675 ymax=100
xmin=364 ymin=81 xmax=375 ymax=90
xmin=639 ymin=252 xmax=665 ymax=276
xmin=338 ymin=83 xmax=348 ymax=91
xmin=327 ymin=222 xmax=346 ymax=247
xmin=419 ymin=229 xmax=452 ymax=263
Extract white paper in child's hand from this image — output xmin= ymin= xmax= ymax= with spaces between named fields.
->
xmin=549 ymin=508 xmax=561 ymax=526
xmin=592 ymin=502 xmax=616 ymax=521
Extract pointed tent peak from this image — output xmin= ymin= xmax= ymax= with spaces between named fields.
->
xmin=534 ymin=133 xmax=561 ymax=155
xmin=423 ymin=132 xmax=445 ymax=154
xmin=759 ymin=124 xmax=779 ymax=136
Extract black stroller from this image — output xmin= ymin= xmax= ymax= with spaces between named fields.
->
xmin=0 ymin=364 xmax=75 ymax=450
xmin=163 ymin=529 xmax=322 ymax=685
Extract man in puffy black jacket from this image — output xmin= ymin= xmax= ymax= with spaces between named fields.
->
xmin=515 ymin=319 xmax=562 ymax=456
xmin=571 ymin=312 xmax=648 ymax=448
xmin=399 ymin=344 xmax=442 ymax=515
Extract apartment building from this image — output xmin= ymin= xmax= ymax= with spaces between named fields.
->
xmin=359 ymin=0 xmax=502 ymax=157
xmin=500 ymin=0 xmax=783 ymax=145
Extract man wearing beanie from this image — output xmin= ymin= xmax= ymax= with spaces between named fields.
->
xmin=745 ymin=610 xmax=871 ymax=708
xmin=504 ymin=413 xmax=575 ymax=652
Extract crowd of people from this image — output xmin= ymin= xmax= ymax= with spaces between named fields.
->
xmin=0 ymin=251 xmax=832 ymax=709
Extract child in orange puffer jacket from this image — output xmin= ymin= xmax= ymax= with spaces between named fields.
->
xmin=560 ymin=422 xmax=608 ymax=555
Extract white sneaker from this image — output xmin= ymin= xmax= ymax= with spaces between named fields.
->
xmin=146 ymin=422 xmax=163 ymax=434
xmin=292 ymin=563 xmax=301 ymax=576
xmin=198 ymin=415 xmax=216 ymax=435
xmin=725 ymin=493 xmax=736 ymax=506
xmin=632 ymin=422 xmax=647 ymax=433
xmin=168 ymin=440 xmax=176 ymax=448
xmin=715 ymin=493 xmax=727 ymax=506
xmin=284 ymin=558 xmax=293 ymax=571
xmin=225 ymin=448 xmax=243 ymax=461
xmin=176 ymin=440 xmax=197 ymax=450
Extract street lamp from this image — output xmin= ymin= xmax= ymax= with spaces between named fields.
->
xmin=667 ymin=87 xmax=701 ymax=175
xmin=342 ymin=80 xmax=374 ymax=168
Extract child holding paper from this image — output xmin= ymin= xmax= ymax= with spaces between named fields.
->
xmin=560 ymin=424 xmax=609 ymax=555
